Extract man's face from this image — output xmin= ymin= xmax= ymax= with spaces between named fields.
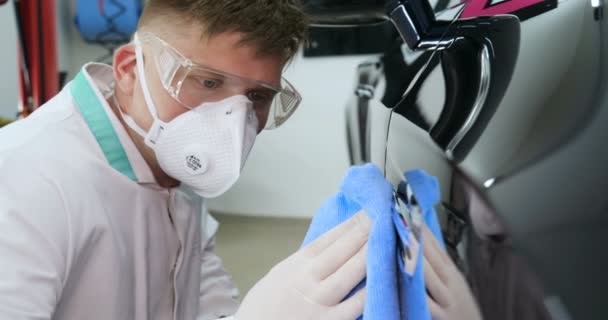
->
xmin=128 ymin=24 xmax=285 ymax=134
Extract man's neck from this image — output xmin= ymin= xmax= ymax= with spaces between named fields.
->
xmin=108 ymin=92 xmax=180 ymax=189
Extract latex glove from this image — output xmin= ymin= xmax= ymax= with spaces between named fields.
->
xmin=423 ymin=225 xmax=482 ymax=320
xmin=235 ymin=210 xmax=371 ymax=320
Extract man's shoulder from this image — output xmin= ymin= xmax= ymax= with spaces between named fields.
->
xmin=0 ymin=149 xmax=71 ymax=225
xmin=0 ymin=89 xmax=79 ymax=156
xmin=0 ymin=86 xmax=101 ymax=175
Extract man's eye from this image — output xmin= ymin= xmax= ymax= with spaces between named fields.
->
xmin=247 ymin=91 xmax=272 ymax=102
xmin=202 ymin=79 xmax=220 ymax=89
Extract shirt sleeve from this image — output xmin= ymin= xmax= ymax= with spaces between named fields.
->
xmin=197 ymin=208 xmax=240 ymax=320
xmin=0 ymin=169 xmax=74 ymax=319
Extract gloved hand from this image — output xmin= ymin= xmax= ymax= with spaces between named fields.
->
xmin=235 ymin=210 xmax=371 ymax=320
xmin=423 ymin=225 xmax=482 ymax=320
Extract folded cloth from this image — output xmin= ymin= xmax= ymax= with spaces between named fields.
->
xmin=302 ymin=164 xmax=445 ymax=320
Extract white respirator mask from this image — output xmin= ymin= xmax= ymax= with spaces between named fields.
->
xmin=115 ymin=35 xmax=258 ymax=198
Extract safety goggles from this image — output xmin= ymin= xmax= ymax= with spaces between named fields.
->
xmin=138 ymin=32 xmax=302 ymax=130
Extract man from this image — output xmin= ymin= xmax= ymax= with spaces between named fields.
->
xmin=0 ymin=1 xmax=370 ymax=319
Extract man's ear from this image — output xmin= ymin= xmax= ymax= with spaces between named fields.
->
xmin=113 ymin=44 xmax=137 ymax=96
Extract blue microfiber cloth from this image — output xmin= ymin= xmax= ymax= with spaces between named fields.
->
xmin=302 ymin=164 xmax=445 ymax=320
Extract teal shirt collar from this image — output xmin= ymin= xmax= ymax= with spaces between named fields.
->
xmin=71 ymin=69 xmax=138 ymax=182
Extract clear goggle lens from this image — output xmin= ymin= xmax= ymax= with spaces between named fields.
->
xmin=139 ymin=33 xmax=302 ymax=130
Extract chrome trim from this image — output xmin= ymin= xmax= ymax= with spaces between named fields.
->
xmin=418 ymin=37 xmax=459 ymax=50
xmin=390 ymin=4 xmax=421 ymax=49
xmin=592 ymin=0 xmax=604 ymax=21
xmin=355 ymin=84 xmax=376 ymax=99
xmin=446 ymin=45 xmax=492 ymax=160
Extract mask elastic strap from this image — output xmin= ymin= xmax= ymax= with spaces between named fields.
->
xmin=133 ymin=33 xmax=162 ymax=122
xmin=112 ymin=92 xmax=148 ymax=138
xmin=127 ymin=33 xmax=167 ymax=146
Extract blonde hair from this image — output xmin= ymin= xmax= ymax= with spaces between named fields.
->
xmin=138 ymin=0 xmax=308 ymax=62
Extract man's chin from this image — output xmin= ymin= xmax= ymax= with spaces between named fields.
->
xmin=155 ymin=173 xmax=181 ymax=189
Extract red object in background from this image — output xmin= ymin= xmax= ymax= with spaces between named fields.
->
xmin=14 ymin=0 xmax=59 ymax=117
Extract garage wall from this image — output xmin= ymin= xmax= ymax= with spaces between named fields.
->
xmin=0 ymin=5 xmax=18 ymax=119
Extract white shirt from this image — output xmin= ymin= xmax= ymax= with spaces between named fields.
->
xmin=0 ymin=63 xmax=239 ymax=320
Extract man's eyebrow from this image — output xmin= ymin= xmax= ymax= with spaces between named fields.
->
xmin=249 ymin=87 xmax=278 ymax=95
